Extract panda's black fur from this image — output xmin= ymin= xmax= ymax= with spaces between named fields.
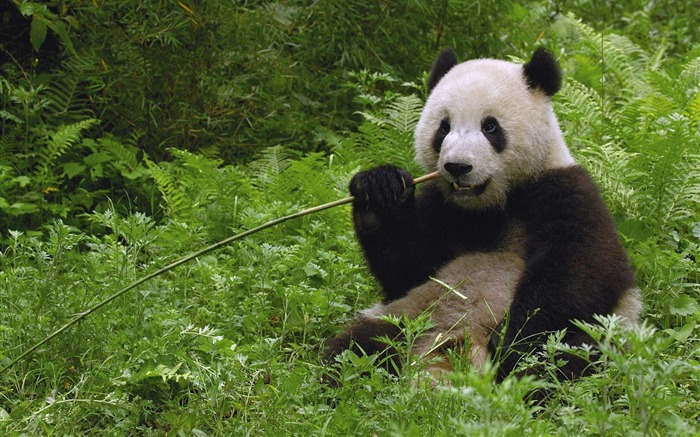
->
xmin=325 ymin=48 xmax=640 ymax=384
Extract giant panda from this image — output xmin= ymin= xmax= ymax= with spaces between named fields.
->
xmin=325 ymin=47 xmax=642 ymax=383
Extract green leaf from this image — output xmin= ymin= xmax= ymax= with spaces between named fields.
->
xmin=63 ymin=162 xmax=86 ymax=179
xmin=90 ymin=163 xmax=104 ymax=179
xmin=669 ymin=294 xmax=699 ymax=316
xmin=19 ymin=2 xmax=45 ymax=16
xmin=120 ymin=166 xmax=150 ymax=180
xmin=11 ymin=176 xmax=31 ymax=187
xmin=618 ymin=219 xmax=655 ymax=242
xmin=304 ymin=262 xmax=327 ymax=279
xmin=663 ymin=322 xmax=696 ymax=342
xmin=0 ymin=110 xmax=22 ymax=123
xmin=84 ymin=151 xmax=112 ymax=166
xmin=9 ymin=202 xmax=40 ymax=214
xmin=46 ymin=18 xmax=75 ymax=54
xmin=30 ymin=17 xmax=48 ymax=52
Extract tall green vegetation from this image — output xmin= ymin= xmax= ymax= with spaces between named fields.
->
xmin=1 ymin=0 xmax=518 ymax=229
xmin=1 ymin=0 xmax=699 ymax=435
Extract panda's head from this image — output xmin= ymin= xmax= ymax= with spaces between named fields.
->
xmin=415 ymin=47 xmax=575 ymax=210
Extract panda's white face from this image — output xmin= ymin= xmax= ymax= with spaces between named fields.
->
xmin=415 ymin=57 xmax=575 ymax=210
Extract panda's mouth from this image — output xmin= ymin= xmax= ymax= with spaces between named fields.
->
xmin=451 ymin=179 xmax=490 ymax=196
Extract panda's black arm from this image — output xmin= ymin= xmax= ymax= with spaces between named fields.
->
xmin=353 ymin=193 xmax=453 ymax=302
xmin=350 ymin=167 xmax=452 ymax=302
xmin=491 ymin=167 xmax=636 ymax=380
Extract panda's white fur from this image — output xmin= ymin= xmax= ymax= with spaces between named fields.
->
xmin=326 ymin=48 xmax=641 ymax=384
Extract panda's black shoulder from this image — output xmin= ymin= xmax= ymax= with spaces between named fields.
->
xmin=524 ymin=165 xmax=598 ymax=195
xmin=509 ymin=165 xmax=616 ymax=230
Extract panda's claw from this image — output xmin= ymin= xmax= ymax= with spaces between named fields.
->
xmin=350 ymin=165 xmax=414 ymax=213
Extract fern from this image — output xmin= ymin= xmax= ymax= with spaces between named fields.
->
xmin=336 ymin=94 xmax=424 ymax=175
xmin=639 ymin=114 xmax=700 ymax=228
xmin=679 ymin=56 xmax=700 ymax=87
xmin=557 ymin=80 xmax=604 ymax=140
xmin=576 ymin=139 xmax=641 ymax=218
xmin=360 ymin=94 xmax=424 ymax=133
xmin=267 ymin=153 xmax=339 ymax=205
xmin=687 ymin=92 xmax=700 ymax=131
xmin=558 ymin=17 xmax=700 ymax=243
xmin=145 ymin=149 xmax=250 ymax=226
xmin=660 ymin=163 xmax=700 ymax=225
xmin=680 ymin=56 xmax=700 ymax=130
xmin=95 ymin=135 xmax=148 ymax=180
xmin=43 ymin=56 xmax=101 ymax=120
xmin=562 ymin=15 xmax=649 ymax=99
xmin=35 ymin=118 xmax=99 ymax=178
xmin=247 ymin=145 xmax=296 ymax=187
xmin=145 ymin=157 xmax=189 ymax=217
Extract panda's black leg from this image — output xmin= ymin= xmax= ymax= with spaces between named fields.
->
xmin=489 ymin=320 xmax=598 ymax=383
xmin=323 ymin=316 xmax=404 ymax=385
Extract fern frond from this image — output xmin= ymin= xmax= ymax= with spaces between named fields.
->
xmin=98 ymin=136 xmax=138 ymax=168
xmin=265 ymin=153 xmax=335 ymax=204
xmin=35 ymin=118 xmax=99 ymax=177
xmin=576 ymin=139 xmax=641 ymax=218
xmin=686 ymin=92 xmax=700 ymax=131
xmin=145 ymin=158 xmax=188 ymax=216
xmin=562 ymin=15 xmax=649 ymax=96
xmin=333 ymin=94 xmax=423 ymax=175
xmin=604 ymin=34 xmax=649 ymax=73
xmin=557 ymin=80 xmax=604 ymax=141
xmin=96 ymin=135 xmax=149 ymax=180
xmin=655 ymin=157 xmax=700 ymax=226
xmin=43 ymin=56 xmax=102 ymax=119
xmin=383 ymin=94 xmax=423 ymax=133
xmin=679 ymin=57 xmax=700 ymax=87
xmin=169 ymin=148 xmax=221 ymax=208
xmin=170 ymin=148 xmax=223 ymax=173
xmin=248 ymin=145 xmax=296 ymax=187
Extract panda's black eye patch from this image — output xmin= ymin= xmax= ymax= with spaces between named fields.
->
xmin=439 ymin=118 xmax=451 ymax=134
xmin=481 ymin=116 xmax=500 ymax=134
xmin=481 ymin=116 xmax=507 ymax=153
xmin=433 ymin=117 xmax=451 ymax=152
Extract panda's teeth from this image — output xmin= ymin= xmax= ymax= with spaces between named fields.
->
xmin=453 ymin=182 xmax=476 ymax=191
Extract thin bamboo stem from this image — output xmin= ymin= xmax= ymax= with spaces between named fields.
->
xmin=1 ymin=171 xmax=441 ymax=373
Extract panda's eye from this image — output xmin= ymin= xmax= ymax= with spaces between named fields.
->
xmin=439 ymin=118 xmax=451 ymax=134
xmin=433 ymin=118 xmax=451 ymax=152
xmin=481 ymin=116 xmax=501 ymax=135
xmin=481 ymin=116 xmax=507 ymax=153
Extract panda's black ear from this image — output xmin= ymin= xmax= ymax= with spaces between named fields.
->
xmin=428 ymin=48 xmax=458 ymax=93
xmin=523 ymin=47 xmax=561 ymax=96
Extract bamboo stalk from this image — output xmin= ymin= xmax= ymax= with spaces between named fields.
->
xmin=0 ymin=171 xmax=441 ymax=373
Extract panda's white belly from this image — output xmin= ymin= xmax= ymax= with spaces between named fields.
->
xmin=361 ymin=251 xmax=525 ymax=375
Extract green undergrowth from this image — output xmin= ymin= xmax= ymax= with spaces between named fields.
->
xmin=2 ymin=13 xmax=700 ymax=437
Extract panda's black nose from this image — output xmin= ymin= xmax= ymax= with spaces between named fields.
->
xmin=444 ymin=162 xmax=473 ymax=178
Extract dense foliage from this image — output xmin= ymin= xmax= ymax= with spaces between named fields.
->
xmin=1 ymin=0 xmax=699 ymax=435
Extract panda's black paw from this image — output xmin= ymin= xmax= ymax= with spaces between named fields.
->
xmin=349 ymin=165 xmax=415 ymax=213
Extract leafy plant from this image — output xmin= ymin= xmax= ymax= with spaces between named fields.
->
xmin=551 ymin=16 xmax=700 ymax=330
xmin=0 ymin=63 xmax=153 ymax=231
